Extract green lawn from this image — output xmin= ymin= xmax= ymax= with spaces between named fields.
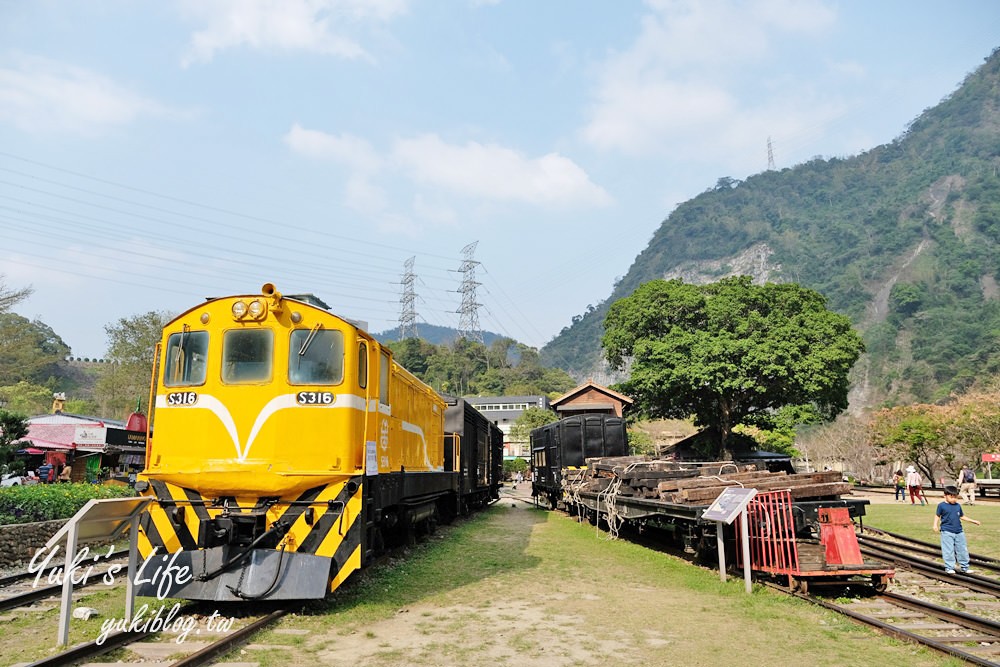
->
xmin=861 ymin=499 xmax=1000 ymax=560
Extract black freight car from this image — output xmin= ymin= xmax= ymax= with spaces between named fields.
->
xmin=531 ymin=414 xmax=628 ymax=509
xmin=443 ymin=396 xmax=503 ymax=514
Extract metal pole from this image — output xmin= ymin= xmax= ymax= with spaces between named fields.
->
xmin=716 ymin=521 xmax=726 ymax=582
xmin=126 ymin=512 xmax=141 ymax=622
xmin=741 ymin=505 xmax=752 ymax=594
xmin=57 ymin=522 xmax=79 ymax=646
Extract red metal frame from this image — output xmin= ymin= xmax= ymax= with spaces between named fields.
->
xmin=736 ymin=490 xmax=894 ymax=583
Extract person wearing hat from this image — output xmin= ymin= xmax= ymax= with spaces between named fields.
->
xmin=905 ymin=466 xmax=926 ymax=505
xmin=934 ymin=485 xmax=980 ymax=574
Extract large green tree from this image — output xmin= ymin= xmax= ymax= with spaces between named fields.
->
xmin=96 ymin=311 xmax=171 ymax=419
xmin=508 ymin=406 xmax=559 ymax=444
xmin=0 ymin=313 xmax=70 ymax=384
xmin=602 ymin=277 xmax=864 ymax=459
xmin=0 ymin=409 xmax=29 ymax=470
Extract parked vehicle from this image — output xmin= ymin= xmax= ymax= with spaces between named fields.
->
xmin=0 ymin=472 xmax=39 ymax=487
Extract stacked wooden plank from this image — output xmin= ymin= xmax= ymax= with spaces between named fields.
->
xmin=565 ymin=456 xmax=850 ymax=505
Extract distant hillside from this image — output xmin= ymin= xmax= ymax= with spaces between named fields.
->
xmin=542 ymin=47 xmax=1000 ymax=410
xmin=373 ymin=323 xmax=506 ymax=347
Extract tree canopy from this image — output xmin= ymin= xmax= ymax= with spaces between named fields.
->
xmin=0 ymin=313 xmax=70 ymax=385
xmin=95 ymin=311 xmax=171 ymax=418
xmin=602 ymin=277 xmax=864 ymax=458
xmin=0 ymin=409 xmax=29 ymax=470
xmin=509 ymin=406 xmax=559 ymax=443
xmin=387 ymin=336 xmax=575 ymax=398
xmin=0 ymin=275 xmax=32 ymax=314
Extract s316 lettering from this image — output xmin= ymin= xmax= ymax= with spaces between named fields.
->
xmin=297 ymin=392 xmax=334 ymax=405
xmin=166 ymin=392 xmax=198 ymax=405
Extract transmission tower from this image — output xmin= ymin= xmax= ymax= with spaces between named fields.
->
xmin=397 ymin=256 xmax=419 ymax=340
xmin=456 ymin=241 xmax=483 ymax=344
xmin=767 ymin=136 xmax=776 ymax=171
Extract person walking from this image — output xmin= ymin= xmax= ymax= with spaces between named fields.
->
xmin=933 ymin=485 xmax=981 ymax=574
xmin=959 ymin=465 xmax=977 ymax=505
xmin=906 ymin=466 xmax=926 ymax=505
xmin=892 ymin=469 xmax=906 ymax=502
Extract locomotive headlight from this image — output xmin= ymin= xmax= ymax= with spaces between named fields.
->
xmin=248 ymin=299 xmax=266 ymax=319
xmin=232 ymin=300 xmax=248 ymax=319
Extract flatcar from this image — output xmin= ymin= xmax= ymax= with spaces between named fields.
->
xmin=135 ymin=283 xmax=500 ymax=601
xmin=531 ymin=415 xmax=892 ymax=590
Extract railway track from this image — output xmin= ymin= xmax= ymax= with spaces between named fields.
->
xmin=806 ymin=524 xmax=1000 ymax=663
xmin=772 ymin=586 xmax=1000 ymax=666
xmin=0 ymin=548 xmax=130 ymax=614
xmin=22 ymin=605 xmax=289 ymax=667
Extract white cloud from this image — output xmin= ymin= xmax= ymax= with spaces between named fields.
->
xmin=178 ymin=0 xmax=409 ymax=66
xmin=343 ymin=174 xmax=388 ymax=215
xmin=284 ymin=123 xmax=382 ymax=171
xmin=392 ymin=134 xmax=612 ymax=207
xmin=583 ymin=0 xmax=841 ymax=169
xmin=0 ymin=55 xmax=175 ymax=135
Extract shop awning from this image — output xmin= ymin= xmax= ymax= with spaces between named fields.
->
xmin=16 ymin=447 xmax=45 ymax=455
xmin=16 ymin=438 xmax=74 ymax=450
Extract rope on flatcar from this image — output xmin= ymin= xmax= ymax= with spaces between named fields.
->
xmin=601 ymin=461 xmax=644 ymax=540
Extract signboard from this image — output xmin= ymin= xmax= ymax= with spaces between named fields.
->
xmin=702 ymin=487 xmax=758 ymax=524
xmin=982 ymin=453 xmax=1000 ymax=463
xmin=74 ymin=426 xmax=107 ymax=446
xmin=365 ymin=440 xmax=378 ymax=476
xmin=106 ymin=428 xmax=147 ymax=448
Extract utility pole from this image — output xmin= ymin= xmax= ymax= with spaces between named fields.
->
xmin=456 ymin=242 xmax=483 ymax=344
xmin=397 ymin=256 xmax=418 ymax=340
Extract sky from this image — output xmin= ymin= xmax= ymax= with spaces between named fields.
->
xmin=0 ymin=0 xmax=998 ymax=359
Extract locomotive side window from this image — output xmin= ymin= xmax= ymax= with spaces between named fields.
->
xmin=358 ymin=342 xmax=367 ymax=389
xmin=222 ymin=329 xmax=273 ymax=383
xmin=164 ymin=331 xmax=209 ymax=387
xmin=288 ymin=328 xmax=344 ymax=385
xmin=379 ymin=350 xmax=390 ymax=405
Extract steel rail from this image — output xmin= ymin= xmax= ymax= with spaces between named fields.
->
xmin=170 ymin=609 xmax=288 ymax=667
xmin=859 ymin=542 xmax=1000 ymax=596
xmin=858 ymin=534 xmax=1000 ymax=574
xmin=862 ymin=525 xmax=1000 ymax=565
xmin=0 ymin=547 xmax=130 ymax=589
xmin=23 ymin=628 xmax=155 ymax=666
xmin=798 ymin=589 xmax=1000 ymax=667
xmin=0 ymin=551 xmax=134 ymax=613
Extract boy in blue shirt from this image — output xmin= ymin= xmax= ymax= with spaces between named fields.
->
xmin=933 ymin=485 xmax=981 ymax=574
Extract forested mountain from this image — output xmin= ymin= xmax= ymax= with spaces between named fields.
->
xmin=373 ymin=323 xmax=504 ymax=347
xmin=542 ymin=48 xmax=1000 ymax=410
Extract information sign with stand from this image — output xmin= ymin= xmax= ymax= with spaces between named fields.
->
xmin=43 ymin=497 xmax=152 ymax=646
xmin=702 ymin=486 xmax=757 ymax=593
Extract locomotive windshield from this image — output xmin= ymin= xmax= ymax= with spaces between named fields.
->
xmin=222 ymin=329 xmax=274 ymax=383
xmin=288 ymin=328 xmax=344 ymax=385
xmin=164 ymin=330 xmax=209 ymax=387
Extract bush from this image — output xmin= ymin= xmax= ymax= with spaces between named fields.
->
xmin=0 ymin=483 xmax=137 ymax=525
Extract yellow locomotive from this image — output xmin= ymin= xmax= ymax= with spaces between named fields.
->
xmin=136 ymin=283 xmax=500 ymax=601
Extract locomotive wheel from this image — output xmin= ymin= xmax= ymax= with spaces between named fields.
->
xmin=872 ymin=575 xmax=888 ymax=593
